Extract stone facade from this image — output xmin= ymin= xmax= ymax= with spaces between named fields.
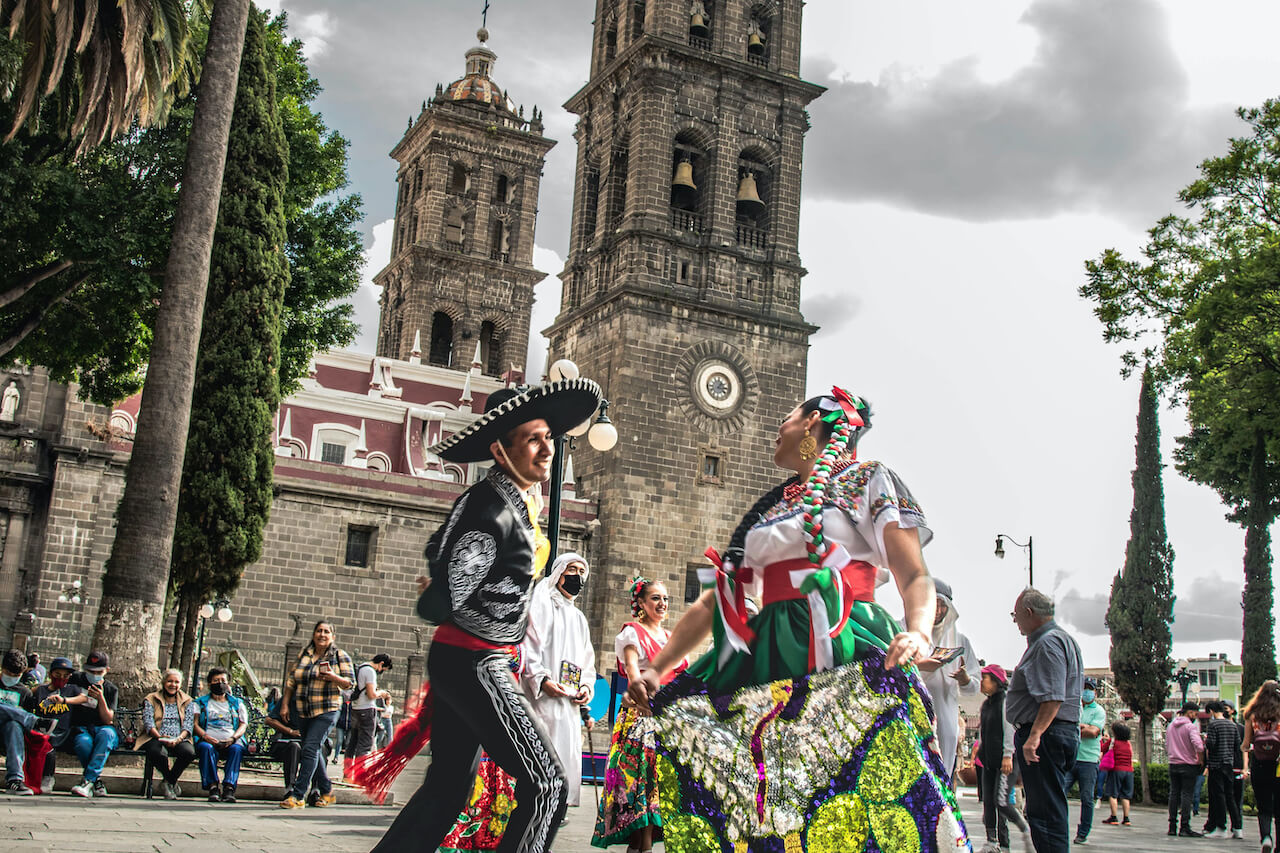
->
xmin=374 ymin=30 xmax=555 ymax=380
xmin=546 ymin=0 xmax=822 ymax=670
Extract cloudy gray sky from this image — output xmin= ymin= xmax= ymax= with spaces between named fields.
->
xmin=268 ymin=0 xmax=1278 ymax=668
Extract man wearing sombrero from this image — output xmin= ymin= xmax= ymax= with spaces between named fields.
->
xmin=371 ymin=377 xmax=601 ymax=853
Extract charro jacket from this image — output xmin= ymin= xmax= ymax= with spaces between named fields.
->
xmin=417 ymin=468 xmax=540 ymax=644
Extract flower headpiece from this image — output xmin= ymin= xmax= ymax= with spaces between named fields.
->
xmin=629 ymin=576 xmax=650 ymax=617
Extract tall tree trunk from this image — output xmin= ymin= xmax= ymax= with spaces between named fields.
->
xmin=1242 ymin=429 xmax=1277 ymax=699
xmin=179 ymin=593 xmax=201 ymax=684
xmin=168 ymin=597 xmax=188 ymax=671
xmin=1137 ymin=714 xmax=1152 ymax=805
xmin=89 ymin=0 xmax=252 ymax=706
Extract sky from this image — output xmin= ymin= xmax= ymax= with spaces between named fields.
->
xmin=263 ymin=0 xmax=1280 ymax=671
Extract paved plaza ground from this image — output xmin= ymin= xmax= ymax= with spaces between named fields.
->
xmin=0 ymin=756 xmax=1256 ymax=852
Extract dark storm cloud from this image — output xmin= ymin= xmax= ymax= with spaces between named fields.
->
xmin=286 ymin=0 xmax=591 ymax=251
xmin=802 ymin=0 xmax=1244 ymax=223
xmin=1054 ymin=574 xmax=1248 ymax=642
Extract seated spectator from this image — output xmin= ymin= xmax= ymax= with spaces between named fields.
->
xmin=262 ymin=687 xmax=302 ymax=789
xmin=0 ymin=649 xmax=38 ymax=795
xmin=68 ymin=650 xmax=118 ymax=799
xmin=136 ymin=669 xmax=196 ymax=800
xmin=192 ymin=667 xmax=248 ymax=803
xmin=30 ymin=656 xmax=85 ymax=793
xmin=22 ymin=653 xmax=43 ymax=688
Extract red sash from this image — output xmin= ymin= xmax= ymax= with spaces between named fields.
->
xmin=617 ymin=621 xmax=688 ymax=685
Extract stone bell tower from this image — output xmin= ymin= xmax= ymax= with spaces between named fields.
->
xmin=545 ymin=0 xmax=824 ymax=652
xmin=374 ymin=26 xmax=555 ymax=377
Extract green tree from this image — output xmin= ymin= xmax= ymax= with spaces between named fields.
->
xmin=1105 ymin=365 xmax=1175 ymax=804
xmin=0 ymin=11 xmax=360 ymax=401
xmin=89 ymin=0 xmax=252 ymax=701
xmin=1081 ymin=101 xmax=1280 ymax=692
xmin=167 ymin=8 xmax=287 ymax=674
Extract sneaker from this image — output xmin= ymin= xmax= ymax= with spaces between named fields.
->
xmin=1179 ymin=828 xmax=1204 ymax=838
xmin=1206 ymin=829 xmax=1230 ymax=839
xmin=70 ymin=779 xmax=94 ymax=798
xmin=208 ymin=784 xmax=222 ymax=803
xmin=1121 ymin=817 xmax=1131 ymax=826
xmin=162 ymin=780 xmax=176 ymax=800
xmin=1231 ymin=828 xmax=1243 ymax=840
xmin=221 ymin=786 xmax=236 ymax=804
xmin=172 ymin=782 xmax=182 ymax=798
xmin=92 ymin=780 xmax=107 ymax=798
xmin=313 ymin=792 xmax=336 ymax=808
xmin=279 ymin=795 xmax=306 ymax=809
xmin=5 ymin=780 xmax=34 ymax=795
xmin=1102 ymin=816 xmax=1118 ymax=825
xmin=1263 ymin=835 xmax=1274 ymax=852
xmin=1074 ymin=837 xmax=1088 ymax=845
xmin=40 ymin=776 xmax=54 ymax=794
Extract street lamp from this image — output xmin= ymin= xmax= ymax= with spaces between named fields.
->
xmin=994 ymin=533 xmax=1034 ymax=587
xmin=190 ymin=596 xmax=233 ymax=694
xmin=1173 ymin=658 xmax=1196 ymax=707
xmin=57 ymin=579 xmax=83 ymax=604
xmin=545 ymin=359 xmax=617 ymax=565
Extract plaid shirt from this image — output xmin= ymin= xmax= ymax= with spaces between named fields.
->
xmin=285 ymin=646 xmax=354 ymax=718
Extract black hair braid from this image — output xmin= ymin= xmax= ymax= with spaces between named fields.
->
xmin=722 ymin=477 xmax=797 ymax=570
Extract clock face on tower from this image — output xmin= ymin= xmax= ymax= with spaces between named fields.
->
xmin=676 ymin=343 xmax=759 ymax=435
xmin=695 ymin=361 xmax=742 ymax=412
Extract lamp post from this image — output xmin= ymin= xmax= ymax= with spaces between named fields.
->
xmin=190 ymin=597 xmax=233 ymax=694
xmin=1173 ymin=659 xmax=1196 ymax=707
xmin=545 ymin=359 xmax=617 ymax=565
xmin=994 ymin=533 xmax=1034 ymax=587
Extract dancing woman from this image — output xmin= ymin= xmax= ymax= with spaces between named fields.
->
xmin=592 ymin=578 xmax=689 ymax=852
xmin=629 ymin=388 xmax=971 ymax=852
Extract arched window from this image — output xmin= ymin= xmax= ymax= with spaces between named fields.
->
xmin=580 ymin=166 xmax=600 ymax=245
xmin=428 ymin=312 xmax=454 ymax=367
xmin=746 ymin=7 xmax=771 ymax=66
xmin=608 ymin=145 xmax=628 ymax=230
xmin=735 ymin=154 xmax=772 ymax=247
xmin=630 ymin=1 xmax=646 ymax=43
xmin=688 ymin=1 xmax=712 ymax=48
xmin=494 ymin=174 xmax=512 ymax=203
xmin=490 ymin=220 xmax=509 ymax=261
xmin=479 ymin=321 xmax=503 ymax=376
xmin=604 ymin=24 xmax=618 ymax=64
xmin=445 ymin=207 xmax=466 ymax=247
xmin=449 ymin=162 xmax=468 ymax=195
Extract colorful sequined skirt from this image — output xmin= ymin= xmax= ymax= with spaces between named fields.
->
xmin=592 ymin=704 xmax=664 ymax=847
xmin=440 ymin=754 xmax=517 ymax=852
xmin=649 ymin=646 xmax=971 ymax=852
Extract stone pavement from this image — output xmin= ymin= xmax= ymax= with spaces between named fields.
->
xmin=0 ymin=770 xmax=1256 ymax=852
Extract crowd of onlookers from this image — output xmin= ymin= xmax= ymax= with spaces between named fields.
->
xmin=0 ymin=627 xmax=396 ymax=806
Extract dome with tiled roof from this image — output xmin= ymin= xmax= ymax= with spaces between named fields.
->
xmin=443 ymin=28 xmax=516 ymax=114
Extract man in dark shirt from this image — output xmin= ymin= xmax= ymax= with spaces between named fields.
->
xmin=67 ymin=650 xmax=118 ymax=798
xmin=1204 ymin=700 xmax=1244 ymax=838
xmin=0 ymin=649 xmax=38 ymax=794
xmin=1005 ymin=588 xmax=1084 ymax=853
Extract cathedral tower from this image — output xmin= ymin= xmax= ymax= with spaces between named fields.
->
xmin=375 ymin=27 xmax=555 ymax=377
xmin=546 ymin=1 xmax=823 ymax=649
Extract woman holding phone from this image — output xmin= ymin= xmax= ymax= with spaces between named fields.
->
xmin=279 ymin=620 xmax=354 ymax=808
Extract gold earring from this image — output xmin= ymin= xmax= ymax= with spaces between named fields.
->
xmin=798 ymin=428 xmax=818 ymax=461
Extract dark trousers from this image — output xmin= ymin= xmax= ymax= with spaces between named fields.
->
xmin=144 ymin=738 xmax=195 ymax=785
xmin=372 ymin=642 xmax=567 ymax=853
xmin=1207 ymin=765 xmax=1242 ymax=831
xmin=1066 ymin=760 xmax=1099 ymax=840
xmin=1252 ymin=757 xmax=1280 ymax=841
xmin=1168 ymin=763 xmax=1201 ymax=831
xmin=1015 ymin=720 xmax=1079 ymax=853
xmin=271 ymin=738 xmax=301 ymax=789
xmin=344 ymin=707 xmax=378 ymax=759
xmin=981 ymin=760 xmax=1028 ymax=846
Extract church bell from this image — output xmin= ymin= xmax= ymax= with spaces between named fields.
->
xmin=671 ymin=159 xmax=698 ymax=208
xmin=689 ymin=9 xmax=710 ymax=40
xmin=736 ymin=171 xmax=765 ymax=216
xmin=747 ymin=30 xmax=766 ymax=56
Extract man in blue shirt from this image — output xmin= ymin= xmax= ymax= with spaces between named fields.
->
xmin=1067 ymin=677 xmax=1106 ymax=844
xmin=1006 ymin=589 xmax=1084 ymax=853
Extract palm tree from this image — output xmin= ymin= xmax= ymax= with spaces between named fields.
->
xmin=90 ymin=0 xmax=251 ymax=701
xmin=1 ymin=0 xmax=195 ymax=153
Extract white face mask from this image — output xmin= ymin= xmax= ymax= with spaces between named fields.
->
xmin=85 ymin=672 xmax=105 ymax=684
xmin=0 ymin=674 xmax=20 ymax=687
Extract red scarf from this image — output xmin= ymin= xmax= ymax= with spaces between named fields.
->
xmin=617 ymin=621 xmax=688 ymax=685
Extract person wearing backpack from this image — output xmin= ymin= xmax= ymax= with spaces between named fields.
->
xmin=343 ymin=653 xmax=392 ymax=778
xmin=1243 ymin=680 xmax=1280 ymax=852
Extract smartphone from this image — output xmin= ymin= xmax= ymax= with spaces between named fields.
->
xmin=931 ymin=646 xmax=965 ymax=666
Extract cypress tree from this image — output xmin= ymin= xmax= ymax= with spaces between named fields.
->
xmin=1105 ymin=365 xmax=1175 ymax=804
xmin=1242 ymin=430 xmax=1277 ymax=697
xmin=169 ymin=7 xmax=289 ymax=670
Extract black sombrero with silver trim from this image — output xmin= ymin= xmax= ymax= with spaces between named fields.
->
xmin=430 ymin=378 xmax=603 ymax=463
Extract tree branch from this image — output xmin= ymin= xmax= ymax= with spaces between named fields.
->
xmin=0 ymin=259 xmax=74 ymax=309
xmin=0 ymin=272 xmax=91 ymax=359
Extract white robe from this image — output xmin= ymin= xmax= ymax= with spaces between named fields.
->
xmin=520 ymin=554 xmax=596 ymax=806
xmin=922 ymin=587 xmax=979 ymax=780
